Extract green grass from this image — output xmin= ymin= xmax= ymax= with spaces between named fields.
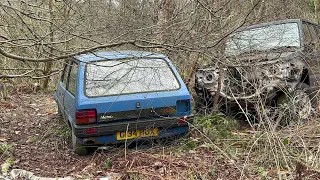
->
xmin=193 ymin=114 xmax=239 ymax=141
xmin=0 ymin=143 xmax=12 ymax=154
xmin=104 ymin=158 xmax=112 ymax=170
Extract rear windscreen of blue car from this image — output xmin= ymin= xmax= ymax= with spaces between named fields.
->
xmin=85 ymin=58 xmax=181 ymax=97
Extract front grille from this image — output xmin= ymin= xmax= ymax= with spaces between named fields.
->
xmin=224 ymin=67 xmax=263 ymax=97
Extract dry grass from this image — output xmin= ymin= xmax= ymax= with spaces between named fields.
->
xmin=1 ymin=93 xmax=320 ymax=179
xmin=212 ymin=119 xmax=320 ymax=179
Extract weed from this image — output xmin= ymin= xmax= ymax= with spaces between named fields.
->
xmin=53 ymin=125 xmax=70 ymax=137
xmin=0 ymin=143 xmax=12 ymax=154
xmin=1 ymin=157 xmax=13 ymax=175
xmin=199 ymin=142 xmax=214 ymax=149
xmin=194 ymin=114 xmax=238 ymax=141
xmin=255 ymin=166 xmax=265 ymax=174
xmin=186 ymin=139 xmax=197 ymax=149
xmin=173 ymin=137 xmax=200 ymax=153
xmin=128 ymin=173 xmax=146 ymax=180
xmin=104 ymin=158 xmax=112 ymax=170
xmin=226 ymin=146 xmax=238 ymax=159
xmin=27 ymin=137 xmax=38 ymax=143
xmin=208 ymin=167 xmax=215 ymax=176
xmin=188 ymin=172 xmax=195 ymax=180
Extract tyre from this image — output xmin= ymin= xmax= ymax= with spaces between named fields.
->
xmin=277 ymin=83 xmax=315 ymax=124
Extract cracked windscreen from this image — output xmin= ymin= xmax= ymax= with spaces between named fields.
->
xmin=85 ymin=58 xmax=180 ymax=97
xmin=225 ymin=22 xmax=300 ymax=56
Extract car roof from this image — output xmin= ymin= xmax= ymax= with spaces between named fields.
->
xmin=74 ymin=50 xmax=167 ymax=63
xmin=237 ymin=19 xmax=317 ymax=32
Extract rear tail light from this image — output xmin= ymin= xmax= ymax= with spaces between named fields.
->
xmin=178 ymin=116 xmax=188 ymax=124
xmin=75 ymin=109 xmax=96 ymax=125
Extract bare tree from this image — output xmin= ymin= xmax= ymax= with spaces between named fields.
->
xmin=315 ymin=0 xmax=320 ymax=24
xmin=0 ymin=0 xmax=315 ymax=90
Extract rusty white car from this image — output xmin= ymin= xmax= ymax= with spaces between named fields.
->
xmin=195 ymin=19 xmax=319 ymax=120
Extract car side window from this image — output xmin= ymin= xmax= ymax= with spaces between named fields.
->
xmin=302 ymin=23 xmax=312 ymax=53
xmin=310 ymin=25 xmax=320 ymax=71
xmin=67 ymin=62 xmax=78 ymax=95
xmin=62 ymin=63 xmax=71 ymax=88
xmin=308 ymin=24 xmax=320 ymax=52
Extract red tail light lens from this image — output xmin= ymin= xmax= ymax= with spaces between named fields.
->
xmin=85 ymin=128 xmax=97 ymax=134
xmin=75 ymin=109 xmax=96 ymax=125
xmin=177 ymin=116 xmax=188 ymax=124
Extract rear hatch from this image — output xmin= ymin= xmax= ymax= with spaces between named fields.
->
xmin=79 ymin=57 xmax=191 ymax=123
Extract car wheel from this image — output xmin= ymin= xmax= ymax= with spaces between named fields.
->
xmin=277 ymin=83 xmax=314 ymax=124
xmin=71 ymin=127 xmax=89 ymax=155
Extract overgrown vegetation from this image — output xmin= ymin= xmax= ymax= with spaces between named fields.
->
xmin=0 ymin=92 xmax=320 ymax=178
xmin=0 ymin=0 xmax=317 ymax=90
xmin=194 ymin=115 xmax=239 ymax=141
xmin=189 ymin=112 xmax=320 ymax=179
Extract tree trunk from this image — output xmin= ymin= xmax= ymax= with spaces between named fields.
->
xmin=212 ymin=66 xmax=223 ymax=115
xmin=254 ymin=0 xmax=265 ymax=23
xmin=156 ymin=0 xmax=169 ymax=52
xmin=43 ymin=0 xmax=54 ymax=89
xmin=233 ymin=0 xmax=240 ymax=12
xmin=185 ymin=53 xmax=200 ymax=89
xmin=63 ymin=1 xmax=70 ymax=51
xmin=315 ymin=0 xmax=320 ymax=24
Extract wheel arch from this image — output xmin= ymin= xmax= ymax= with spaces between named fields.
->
xmin=300 ymin=69 xmax=310 ymax=85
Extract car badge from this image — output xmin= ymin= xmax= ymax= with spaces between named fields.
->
xmin=100 ymin=115 xmax=113 ymax=120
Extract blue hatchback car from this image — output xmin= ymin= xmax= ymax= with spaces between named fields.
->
xmin=54 ymin=51 xmax=193 ymax=154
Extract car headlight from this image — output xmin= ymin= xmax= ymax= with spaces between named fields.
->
xmin=195 ymin=68 xmax=219 ymax=89
xmin=279 ymin=63 xmax=291 ymax=79
xmin=278 ymin=62 xmax=302 ymax=80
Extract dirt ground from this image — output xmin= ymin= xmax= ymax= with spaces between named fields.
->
xmin=0 ymin=93 xmax=243 ymax=179
xmin=5 ymin=93 xmax=320 ymax=179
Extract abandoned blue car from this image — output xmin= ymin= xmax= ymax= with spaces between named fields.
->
xmin=54 ymin=51 xmax=193 ymax=154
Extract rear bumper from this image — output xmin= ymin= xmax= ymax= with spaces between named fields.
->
xmin=73 ymin=115 xmax=193 ymax=139
xmin=78 ymin=126 xmax=189 ymax=145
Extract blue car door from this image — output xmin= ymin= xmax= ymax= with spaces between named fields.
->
xmin=56 ymin=63 xmax=71 ymax=119
xmin=63 ymin=61 xmax=79 ymax=125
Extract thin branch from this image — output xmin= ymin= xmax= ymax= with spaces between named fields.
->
xmin=205 ymin=0 xmax=262 ymax=49
xmin=196 ymin=0 xmax=232 ymax=18
xmin=0 ymin=69 xmax=62 ymax=79
xmin=0 ymin=40 xmax=135 ymax=62
xmin=0 ymin=69 xmax=35 ymax=78
xmin=0 ymin=39 xmax=211 ymax=63
xmin=0 ymin=68 xmax=44 ymax=71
